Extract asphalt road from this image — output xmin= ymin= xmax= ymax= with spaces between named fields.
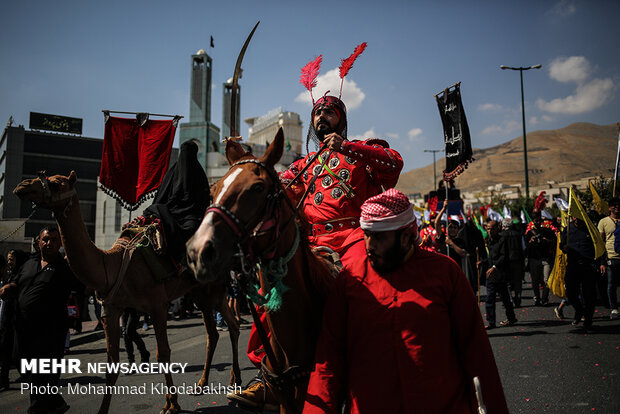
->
xmin=1 ymin=285 xmax=619 ymax=413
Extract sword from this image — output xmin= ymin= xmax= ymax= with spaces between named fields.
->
xmin=473 ymin=376 xmax=487 ymax=414
xmin=229 ymin=21 xmax=260 ymax=139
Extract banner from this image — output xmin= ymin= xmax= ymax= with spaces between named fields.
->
xmin=435 ymin=83 xmax=473 ymax=180
xmin=589 ymin=181 xmax=609 ymax=215
xmin=99 ymin=116 xmax=178 ymax=211
xmin=547 ymin=236 xmax=567 ymax=299
xmin=568 ymin=187 xmax=605 ymax=259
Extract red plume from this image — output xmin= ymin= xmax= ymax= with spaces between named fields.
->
xmin=338 ymin=42 xmax=367 ymax=98
xmin=300 ymin=55 xmax=322 ymax=104
xmin=533 ymin=191 xmax=548 ymax=213
xmin=339 ymin=42 xmax=367 ymax=79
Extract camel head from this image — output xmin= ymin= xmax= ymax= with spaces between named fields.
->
xmin=13 ymin=171 xmax=78 ymax=211
xmin=187 ymin=128 xmax=285 ymax=284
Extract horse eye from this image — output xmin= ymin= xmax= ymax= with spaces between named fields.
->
xmin=251 ymin=183 xmax=265 ymax=193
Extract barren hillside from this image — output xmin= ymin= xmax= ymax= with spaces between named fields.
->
xmin=396 ymin=122 xmax=618 ymax=195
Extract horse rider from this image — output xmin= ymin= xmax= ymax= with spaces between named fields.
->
xmin=227 ymin=46 xmax=404 ymax=410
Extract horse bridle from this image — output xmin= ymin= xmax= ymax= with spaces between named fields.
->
xmin=204 ymin=159 xmax=290 ymax=274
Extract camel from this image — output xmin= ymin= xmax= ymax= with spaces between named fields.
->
xmin=13 ymin=172 xmax=241 ymax=414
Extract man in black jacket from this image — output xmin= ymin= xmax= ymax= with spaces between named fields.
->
xmin=526 ymin=213 xmax=557 ymax=305
xmin=561 ymin=217 xmax=599 ymax=332
xmin=501 ymin=218 xmax=526 ymax=307
xmin=0 ymin=227 xmax=78 ymax=413
xmin=484 ymin=220 xmax=518 ymax=329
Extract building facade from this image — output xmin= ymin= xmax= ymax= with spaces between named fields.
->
xmin=179 ymin=49 xmax=221 ymax=172
xmin=245 ymin=107 xmax=303 ymax=156
xmin=0 ymin=124 xmax=102 ymax=242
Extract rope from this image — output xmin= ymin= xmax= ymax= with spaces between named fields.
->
xmin=245 ymin=223 xmax=300 ymax=312
xmin=0 ymin=206 xmax=38 ymax=243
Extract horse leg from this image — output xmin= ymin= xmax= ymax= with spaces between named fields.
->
xmin=97 ymin=308 xmax=122 ymax=414
xmin=218 ymin=297 xmax=241 ymax=386
xmin=151 ymin=306 xmax=181 ymax=414
xmin=193 ymin=294 xmax=218 ymax=390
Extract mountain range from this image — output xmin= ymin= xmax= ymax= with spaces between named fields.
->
xmin=395 ymin=122 xmax=619 ymax=195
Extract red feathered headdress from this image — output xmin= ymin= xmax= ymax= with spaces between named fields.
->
xmin=300 ymin=55 xmax=322 ymax=105
xmin=299 ymin=42 xmax=367 ymax=105
xmin=338 ymin=42 xmax=367 ymax=99
xmin=533 ymin=191 xmax=548 ymax=213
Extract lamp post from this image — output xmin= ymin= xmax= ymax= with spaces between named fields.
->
xmin=424 ymin=149 xmax=443 ymax=189
xmin=500 ymin=64 xmax=542 ymax=201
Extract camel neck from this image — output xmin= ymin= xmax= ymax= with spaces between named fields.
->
xmin=54 ymin=194 xmax=106 ymax=291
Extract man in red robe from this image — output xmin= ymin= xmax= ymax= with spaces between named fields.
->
xmin=304 ymin=189 xmax=509 ymax=413
xmin=281 ymin=95 xmax=403 ymax=254
xmin=228 ymin=95 xmax=403 ymax=411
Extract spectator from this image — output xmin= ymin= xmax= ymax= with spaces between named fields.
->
xmin=0 ymin=227 xmax=79 ymax=413
xmin=435 ymin=204 xmax=468 ymax=268
xmin=525 ymin=213 xmax=557 ymax=306
xmin=501 ymin=218 xmax=526 ymax=307
xmin=121 ymin=308 xmax=150 ymax=368
xmin=597 ymin=197 xmax=620 ymax=319
xmin=561 ymin=217 xmax=599 ymax=332
xmin=484 ymin=220 xmax=518 ymax=329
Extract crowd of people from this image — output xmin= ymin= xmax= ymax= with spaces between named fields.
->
xmin=0 ymin=50 xmax=618 ymax=414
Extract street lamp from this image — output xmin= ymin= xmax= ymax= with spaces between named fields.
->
xmin=500 ymin=64 xmax=542 ymax=201
xmin=424 ymin=149 xmax=443 ymax=189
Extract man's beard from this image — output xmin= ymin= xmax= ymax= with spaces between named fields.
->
xmin=314 ymin=122 xmax=333 ymax=140
xmin=367 ymin=240 xmax=408 ymax=273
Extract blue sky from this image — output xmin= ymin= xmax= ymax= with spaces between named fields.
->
xmin=1 ymin=0 xmax=618 ymax=172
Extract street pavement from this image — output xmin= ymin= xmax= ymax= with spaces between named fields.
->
xmin=1 ymin=284 xmax=619 ymax=413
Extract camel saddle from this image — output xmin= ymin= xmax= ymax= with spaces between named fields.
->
xmin=119 ymin=218 xmax=180 ymax=283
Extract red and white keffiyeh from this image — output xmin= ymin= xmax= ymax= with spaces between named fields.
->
xmin=360 ymin=188 xmax=416 ymax=232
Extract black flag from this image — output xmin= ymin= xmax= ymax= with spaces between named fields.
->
xmin=210 ymin=36 xmax=215 ymax=48
xmin=435 ymin=83 xmax=473 ymax=180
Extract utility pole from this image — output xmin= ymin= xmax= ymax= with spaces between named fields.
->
xmin=424 ymin=149 xmax=444 ymax=188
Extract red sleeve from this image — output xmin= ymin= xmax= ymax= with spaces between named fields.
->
xmin=447 ymin=263 xmax=510 ymax=414
xmin=279 ymin=158 xmax=305 ymax=206
xmin=340 ymin=139 xmax=403 ymax=188
xmin=280 ymin=158 xmax=303 ymax=184
xmin=303 ymin=271 xmax=348 ymax=414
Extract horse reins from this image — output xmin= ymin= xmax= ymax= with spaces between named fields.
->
xmin=206 ymin=159 xmax=308 ymax=413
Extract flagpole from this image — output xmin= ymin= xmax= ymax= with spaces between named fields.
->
xmin=614 ymin=123 xmax=620 ymax=196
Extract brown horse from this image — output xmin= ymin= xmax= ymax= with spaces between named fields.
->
xmin=13 ymin=172 xmax=241 ymax=414
xmin=186 ymin=128 xmax=334 ymax=412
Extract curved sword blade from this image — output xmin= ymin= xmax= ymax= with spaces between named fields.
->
xmin=230 ymin=21 xmax=260 ymax=138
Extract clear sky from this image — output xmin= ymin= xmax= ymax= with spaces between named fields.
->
xmin=1 ymin=0 xmax=618 ymax=172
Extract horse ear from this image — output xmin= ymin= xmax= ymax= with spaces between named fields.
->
xmin=226 ymin=139 xmax=247 ymax=165
xmin=261 ymin=128 xmax=284 ymax=167
xmin=68 ymin=171 xmax=77 ymax=185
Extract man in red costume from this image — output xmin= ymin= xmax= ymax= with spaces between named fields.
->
xmin=303 ymin=189 xmax=509 ymax=413
xmin=281 ymin=94 xmax=403 ymax=254
xmin=227 ymin=95 xmax=403 ymax=411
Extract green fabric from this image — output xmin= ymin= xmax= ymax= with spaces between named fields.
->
xmin=245 ymin=224 xmax=300 ymax=312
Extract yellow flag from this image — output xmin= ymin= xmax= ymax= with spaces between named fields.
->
xmin=547 ymin=236 xmax=567 ymax=299
xmin=589 ymin=181 xmax=609 ymax=215
xmin=568 ymin=187 xmax=605 ymax=259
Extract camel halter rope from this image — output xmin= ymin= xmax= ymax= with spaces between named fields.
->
xmin=37 ymin=172 xmax=78 ymax=218
xmin=1 ymin=172 xmax=78 ymax=243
